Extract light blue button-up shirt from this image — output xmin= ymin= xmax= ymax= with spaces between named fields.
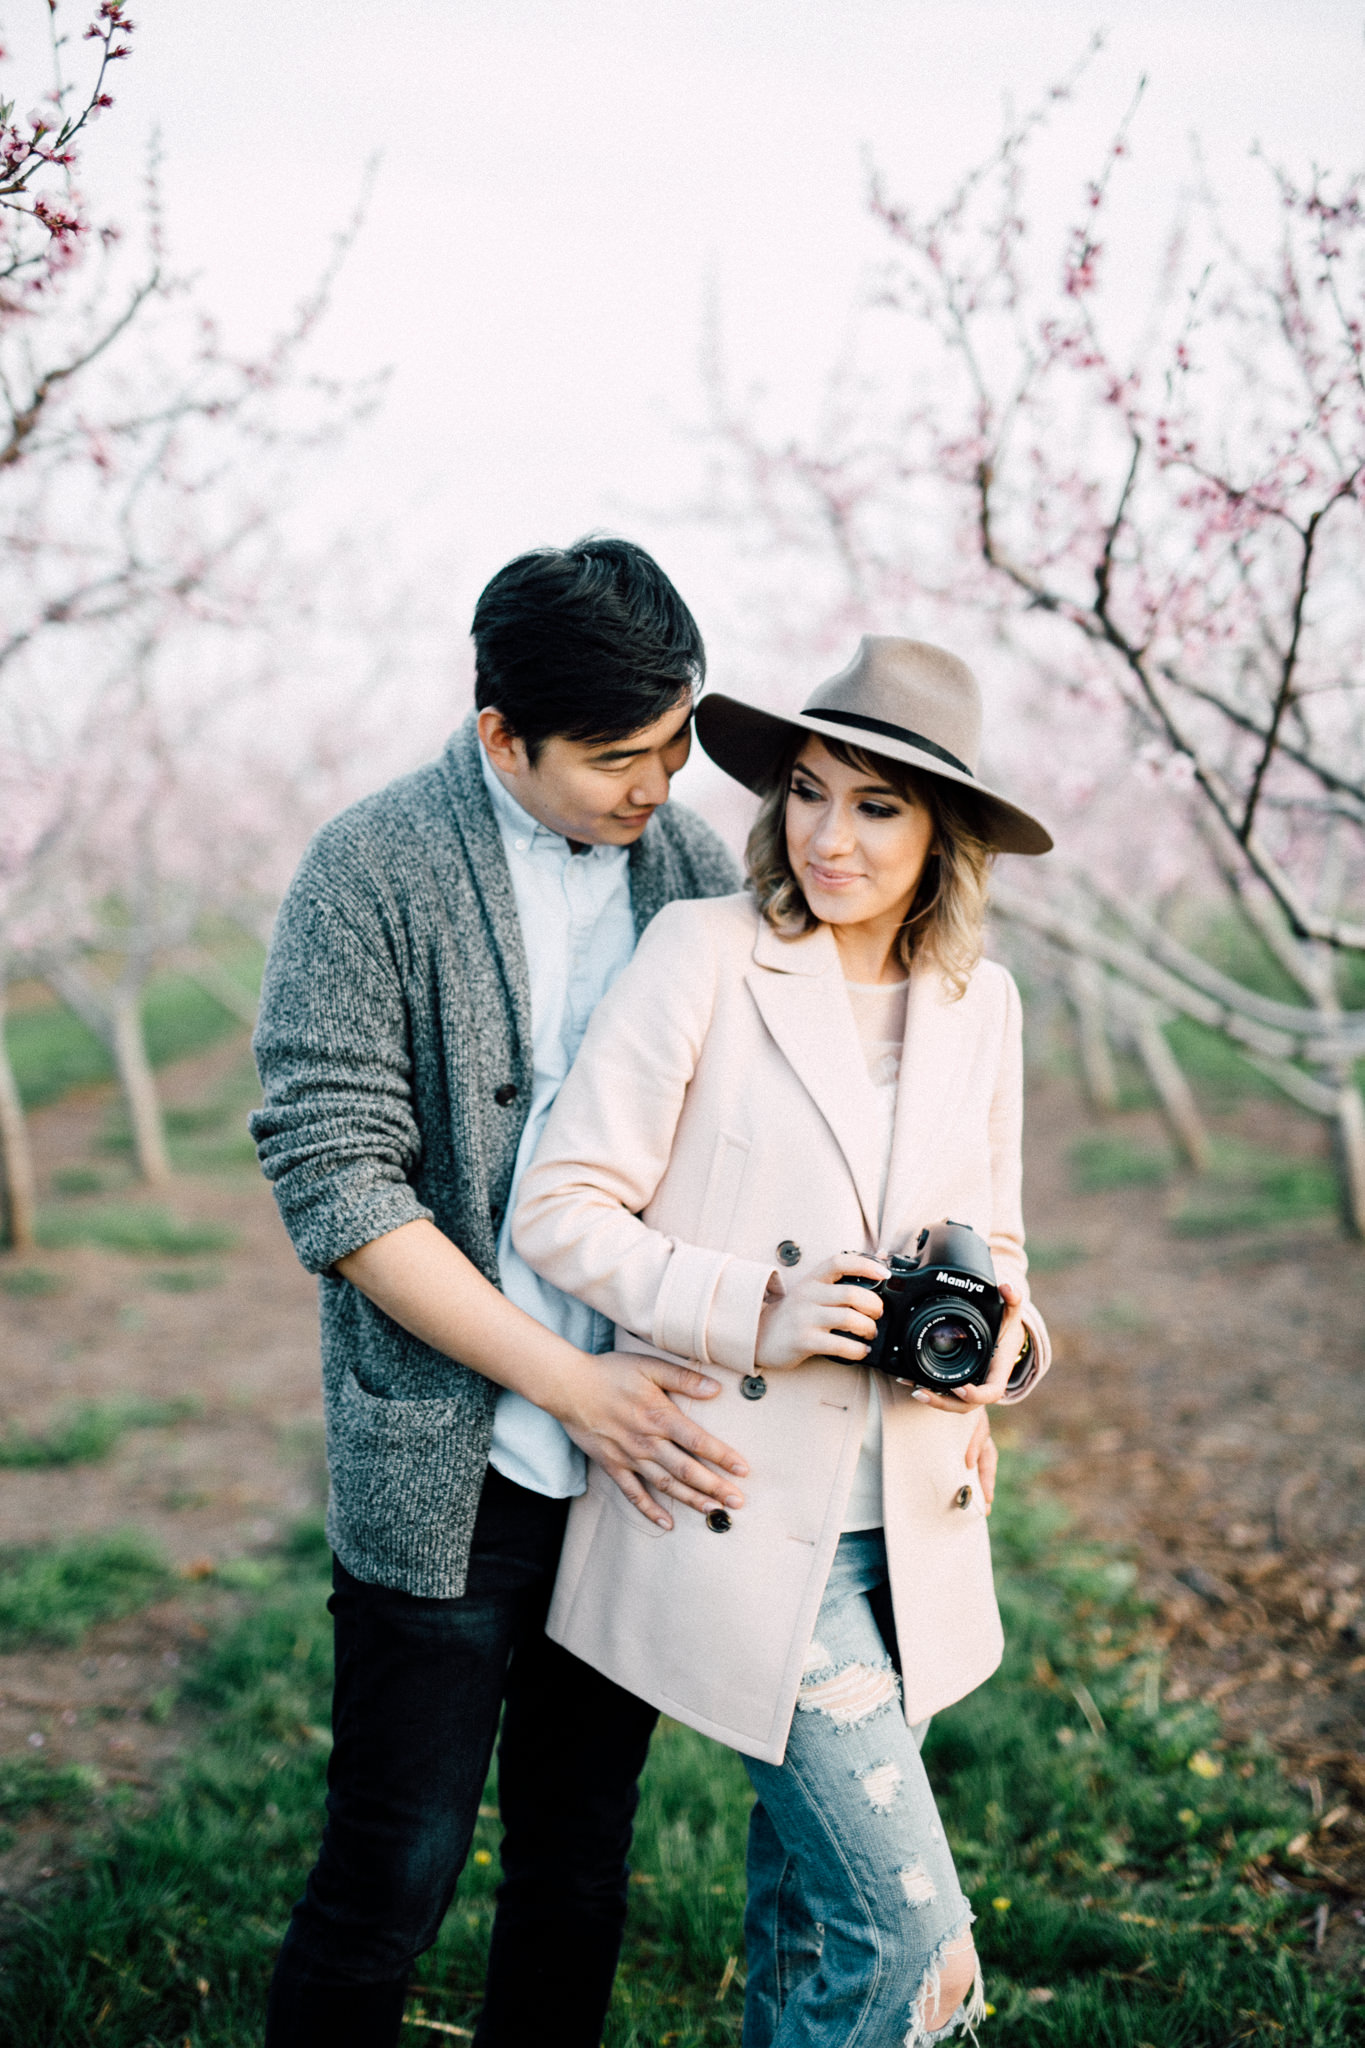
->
xmin=479 ymin=743 xmax=639 ymax=1498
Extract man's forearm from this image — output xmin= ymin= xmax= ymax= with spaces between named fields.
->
xmin=335 ymin=1218 xmax=748 ymax=1527
xmin=336 ymin=1218 xmax=583 ymax=1410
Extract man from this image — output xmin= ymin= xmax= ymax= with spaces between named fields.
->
xmin=251 ymin=536 xmax=748 ymax=2048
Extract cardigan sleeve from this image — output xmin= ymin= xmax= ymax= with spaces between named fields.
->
xmin=513 ymin=901 xmax=777 ymax=1373
xmin=985 ymin=967 xmax=1052 ymax=1402
xmin=249 ymin=859 xmax=434 ymax=1274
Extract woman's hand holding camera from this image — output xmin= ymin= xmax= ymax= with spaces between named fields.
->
xmin=754 ymin=1254 xmax=888 ymax=1371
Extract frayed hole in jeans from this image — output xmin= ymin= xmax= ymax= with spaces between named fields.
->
xmin=855 ymin=1758 xmax=903 ymax=1811
xmin=905 ymin=1927 xmax=984 ymax=2047
xmin=796 ymin=1659 xmax=900 ymax=1730
xmin=896 ymin=1858 xmax=937 ymax=1906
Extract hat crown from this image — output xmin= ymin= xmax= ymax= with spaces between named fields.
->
xmin=805 ymin=636 xmax=982 ymax=775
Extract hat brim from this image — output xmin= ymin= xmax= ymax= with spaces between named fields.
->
xmin=695 ymin=694 xmax=1053 ymax=856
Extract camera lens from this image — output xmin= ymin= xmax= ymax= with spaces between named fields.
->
xmin=907 ymin=1304 xmax=992 ymax=1387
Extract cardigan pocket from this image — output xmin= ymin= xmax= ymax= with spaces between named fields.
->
xmin=325 ymin=1366 xmax=470 ymax=1566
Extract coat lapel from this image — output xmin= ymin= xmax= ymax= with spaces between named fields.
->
xmin=880 ymin=964 xmax=975 ymax=1254
xmin=744 ymin=920 xmax=886 ymax=1239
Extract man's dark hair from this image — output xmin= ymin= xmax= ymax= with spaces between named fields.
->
xmin=472 ymin=535 xmax=704 ymax=761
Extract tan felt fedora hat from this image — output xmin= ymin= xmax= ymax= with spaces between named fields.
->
xmin=695 ymin=635 xmax=1053 ymax=856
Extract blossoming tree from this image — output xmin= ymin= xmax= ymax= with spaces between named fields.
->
xmin=708 ymin=67 xmax=1365 ymax=1230
xmin=0 ymin=2 xmax=393 ymax=1241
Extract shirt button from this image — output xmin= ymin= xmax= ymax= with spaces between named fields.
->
xmin=494 ymin=1083 xmax=518 ymax=1107
xmin=706 ymin=1509 xmax=732 ymax=1534
xmin=514 ymin=837 xmax=529 ymax=851
xmin=740 ymin=1375 xmax=767 ymax=1401
xmin=955 ymin=1484 xmax=973 ymax=1510
xmin=777 ymin=1240 xmax=801 ymax=1267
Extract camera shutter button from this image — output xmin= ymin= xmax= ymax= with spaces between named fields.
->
xmin=954 ymin=1484 xmax=973 ymax=1510
xmin=777 ymin=1240 xmax=801 ymax=1266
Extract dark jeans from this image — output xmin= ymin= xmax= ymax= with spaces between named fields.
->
xmin=264 ymin=1465 xmax=659 ymax=2048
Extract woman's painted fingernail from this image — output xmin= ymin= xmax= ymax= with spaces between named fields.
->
xmin=910 ymin=1388 xmax=932 ymax=1403
xmin=725 ymin=1494 xmax=743 ymax=1509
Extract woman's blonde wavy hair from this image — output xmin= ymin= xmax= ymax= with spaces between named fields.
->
xmin=745 ymin=733 xmax=996 ymax=999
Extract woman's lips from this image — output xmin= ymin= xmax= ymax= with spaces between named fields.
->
xmin=806 ymin=865 xmax=863 ymax=889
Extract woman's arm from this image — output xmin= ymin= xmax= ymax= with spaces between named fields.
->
xmin=985 ymin=969 xmax=1051 ymax=1401
xmin=515 ymin=904 xmax=779 ymax=1373
xmin=895 ymin=971 xmax=1049 ymax=1418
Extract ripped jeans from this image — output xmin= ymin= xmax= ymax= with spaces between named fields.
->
xmin=741 ymin=1530 xmax=983 ymax=2048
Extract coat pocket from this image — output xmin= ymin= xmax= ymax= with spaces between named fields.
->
xmin=696 ymin=1131 xmax=751 ymax=1248
xmin=588 ymin=1455 xmax=673 ymax=1539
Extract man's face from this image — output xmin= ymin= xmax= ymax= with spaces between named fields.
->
xmin=477 ymin=695 xmax=694 ymax=847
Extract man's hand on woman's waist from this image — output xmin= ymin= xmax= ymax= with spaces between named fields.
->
xmin=335 ymin=1218 xmax=747 ymax=1531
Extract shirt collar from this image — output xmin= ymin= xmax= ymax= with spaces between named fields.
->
xmin=477 ymin=738 xmax=625 ymax=863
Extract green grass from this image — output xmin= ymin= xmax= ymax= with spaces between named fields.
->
xmin=0 ymin=1490 xmax=1359 ymax=2046
xmin=0 ymin=1754 xmax=104 ymax=1822
xmin=1025 ymin=1241 xmax=1089 ymax=1274
xmin=1169 ymin=1141 xmax=1338 ymax=1237
xmin=50 ymin=1165 xmax=115 ymax=1196
xmin=0 ymin=1530 xmax=174 ymax=1648
xmin=4 ymin=972 xmax=252 ymax=1112
xmin=145 ymin=1264 xmax=225 ymax=1293
xmin=0 ymin=1756 xmax=106 ymax=1852
xmin=0 ymin=1264 xmax=66 ymax=1297
xmin=0 ymin=1396 xmax=201 ymax=1469
xmin=37 ymin=1203 xmax=236 ymax=1257
xmin=1068 ymin=1134 xmax=1175 ymax=1192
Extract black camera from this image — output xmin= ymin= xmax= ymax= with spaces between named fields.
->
xmin=839 ymin=1220 xmax=1020 ymax=1393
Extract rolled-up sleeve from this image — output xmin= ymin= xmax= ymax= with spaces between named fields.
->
xmin=250 ymin=880 xmax=432 ymax=1274
xmin=986 ymin=969 xmax=1051 ymax=1401
xmin=514 ymin=904 xmax=776 ymax=1373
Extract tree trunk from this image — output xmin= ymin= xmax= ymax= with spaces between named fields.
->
xmin=1066 ymin=958 xmax=1120 ymax=1113
xmin=1131 ymin=1003 xmax=1211 ymax=1173
xmin=0 ymin=985 xmax=38 ymax=1251
xmin=110 ymin=983 xmax=172 ymax=1186
xmin=1331 ymin=1082 xmax=1365 ymax=1241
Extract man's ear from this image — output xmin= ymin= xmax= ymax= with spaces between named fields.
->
xmin=478 ymin=707 xmax=529 ymax=777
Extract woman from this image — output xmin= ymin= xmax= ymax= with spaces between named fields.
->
xmin=513 ymin=636 xmax=1054 ymax=2045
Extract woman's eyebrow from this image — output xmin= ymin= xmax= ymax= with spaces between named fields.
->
xmin=851 ymin=782 xmax=901 ymax=798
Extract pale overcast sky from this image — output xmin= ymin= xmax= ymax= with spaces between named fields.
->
xmin=25 ymin=0 xmax=1365 ymax=795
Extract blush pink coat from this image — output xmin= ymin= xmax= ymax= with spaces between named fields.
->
xmin=513 ymin=893 xmax=1051 ymax=1764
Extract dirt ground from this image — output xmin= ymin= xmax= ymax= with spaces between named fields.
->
xmin=1 ymin=1035 xmax=1363 ymax=1938
xmin=1006 ymin=1075 xmax=1365 ymax=1946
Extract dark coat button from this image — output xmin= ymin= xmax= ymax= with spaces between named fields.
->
xmin=740 ymin=1375 xmax=767 ymax=1401
xmin=706 ymin=1509 xmax=732 ymax=1533
xmin=955 ymin=1484 xmax=973 ymax=1509
xmin=494 ymin=1083 xmax=518 ymax=1107
xmin=777 ymin=1240 xmax=801 ymax=1266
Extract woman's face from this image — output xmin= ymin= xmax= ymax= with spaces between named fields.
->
xmin=784 ymin=737 xmax=936 ymax=939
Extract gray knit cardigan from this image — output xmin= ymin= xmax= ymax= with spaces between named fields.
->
xmin=250 ymin=715 xmax=740 ymax=1597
